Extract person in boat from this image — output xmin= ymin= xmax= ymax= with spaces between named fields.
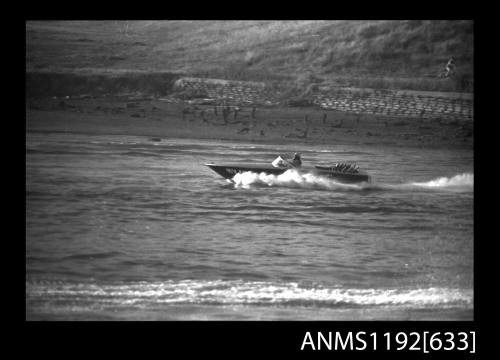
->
xmin=272 ymin=153 xmax=302 ymax=168
xmin=291 ymin=153 xmax=302 ymax=167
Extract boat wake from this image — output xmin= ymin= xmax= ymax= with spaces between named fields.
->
xmin=410 ymin=173 xmax=473 ymax=189
xmin=231 ymin=170 xmax=473 ymax=192
xmin=232 ymin=169 xmax=366 ymax=191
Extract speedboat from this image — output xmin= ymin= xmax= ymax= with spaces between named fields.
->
xmin=205 ymin=154 xmax=371 ymax=184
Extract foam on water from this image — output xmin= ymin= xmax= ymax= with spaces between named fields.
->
xmin=232 ymin=170 xmax=367 ymax=191
xmin=232 ymin=170 xmax=473 ymax=192
xmin=411 ymin=173 xmax=473 ymax=189
xmin=27 ymin=280 xmax=472 ymax=309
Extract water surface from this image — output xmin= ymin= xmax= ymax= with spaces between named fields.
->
xmin=26 ymin=132 xmax=473 ymax=320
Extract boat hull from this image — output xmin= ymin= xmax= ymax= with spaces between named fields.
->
xmin=205 ymin=163 xmax=370 ymax=183
xmin=206 ymin=163 xmax=287 ymax=180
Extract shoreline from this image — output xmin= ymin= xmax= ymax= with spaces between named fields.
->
xmin=27 ymin=97 xmax=473 ymax=151
xmin=26 ymin=304 xmax=472 ymax=321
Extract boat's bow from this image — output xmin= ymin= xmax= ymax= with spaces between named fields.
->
xmin=205 ymin=163 xmax=288 ymax=180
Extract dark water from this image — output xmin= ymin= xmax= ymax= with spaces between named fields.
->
xmin=26 ymin=132 xmax=473 ymax=320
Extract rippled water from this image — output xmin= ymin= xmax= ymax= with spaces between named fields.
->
xmin=26 ymin=132 xmax=473 ymax=320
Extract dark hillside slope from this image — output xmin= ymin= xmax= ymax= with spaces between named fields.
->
xmin=26 ymin=20 xmax=473 ymax=92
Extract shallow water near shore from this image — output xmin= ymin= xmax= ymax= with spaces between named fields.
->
xmin=26 ymin=132 xmax=473 ymax=320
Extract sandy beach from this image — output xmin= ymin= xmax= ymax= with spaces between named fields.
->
xmin=27 ymin=96 xmax=473 ymax=150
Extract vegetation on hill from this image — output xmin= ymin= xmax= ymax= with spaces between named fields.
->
xmin=26 ymin=20 xmax=473 ymax=93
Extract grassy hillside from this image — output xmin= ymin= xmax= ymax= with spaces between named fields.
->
xmin=26 ymin=20 xmax=473 ymax=92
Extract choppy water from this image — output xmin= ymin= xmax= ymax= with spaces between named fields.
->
xmin=26 ymin=132 xmax=473 ymax=320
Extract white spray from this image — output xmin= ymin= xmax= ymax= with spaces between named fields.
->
xmin=231 ymin=170 xmax=473 ymax=192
